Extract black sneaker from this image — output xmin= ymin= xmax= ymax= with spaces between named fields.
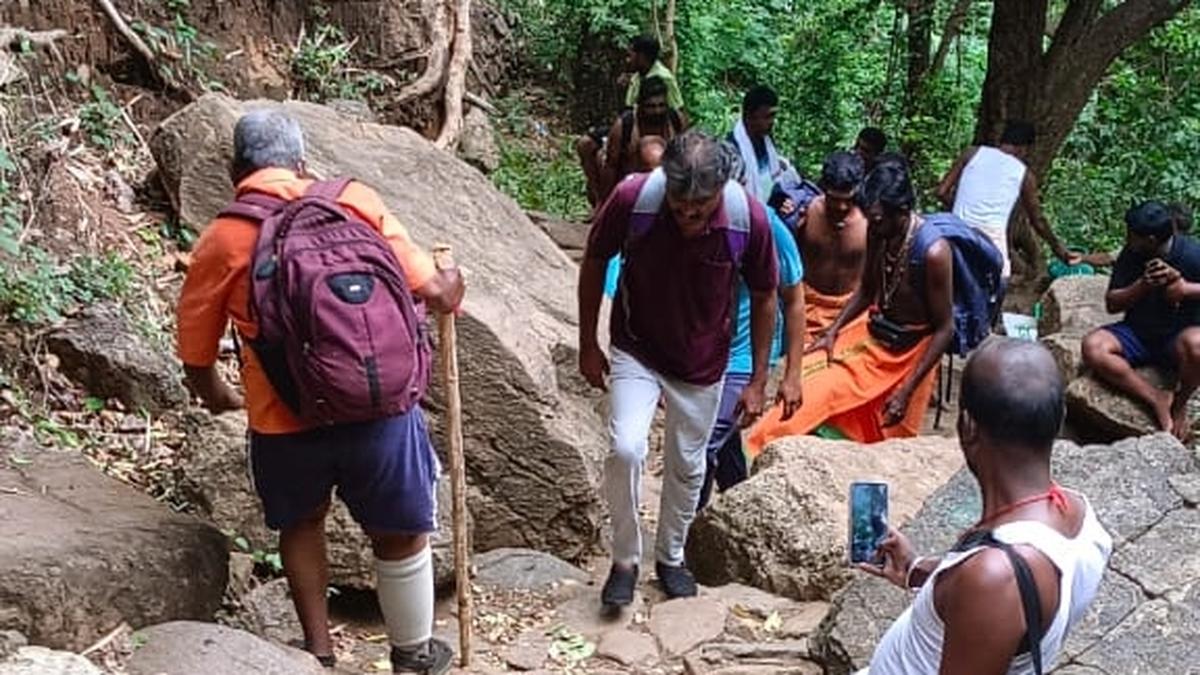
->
xmin=656 ymin=561 xmax=697 ymax=599
xmin=600 ymin=564 xmax=638 ymax=607
xmin=391 ymin=637 xmax=454 ymax=674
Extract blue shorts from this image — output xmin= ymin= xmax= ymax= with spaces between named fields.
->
xmin=1102 ymin=322 xmax=1179 ymax=369
xmin=249 ymin=409 xmax=440 ymax=533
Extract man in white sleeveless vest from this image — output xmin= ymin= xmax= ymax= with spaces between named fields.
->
xmin=856 ymin=338 xmax=1112 ymax=674
xmin=937 ymin=121 xmax=1079 ymax=279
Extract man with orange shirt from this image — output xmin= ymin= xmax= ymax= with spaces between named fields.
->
xmin=176 ymin=110 xmax=463 ymax=674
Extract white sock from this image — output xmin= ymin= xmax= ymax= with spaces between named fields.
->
xmin=375 ymin=545 xmax=434 ymax=649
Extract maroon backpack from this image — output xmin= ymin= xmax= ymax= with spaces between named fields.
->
xmin=219 ymin=178 xmax=430 ymax=425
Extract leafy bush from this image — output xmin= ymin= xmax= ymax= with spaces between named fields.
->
xmin=78 ymin=85 xmax=127 ymax=150
xmin=292 ymin=22 xmax=386 ymax=102
xmin=1045 ymin=7 xmax=1200 ymax=254
xmin=0 ymin=250 xmax=136 ymax=324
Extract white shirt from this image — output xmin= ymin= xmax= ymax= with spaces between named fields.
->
xmin=864 ymin=494 xmax=1113 ymax=675
xmin=952 ymin=146 xmax=1028 ymax=277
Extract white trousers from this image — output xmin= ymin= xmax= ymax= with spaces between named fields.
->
xmin=605 ymin=348 xmax=723 ymax=567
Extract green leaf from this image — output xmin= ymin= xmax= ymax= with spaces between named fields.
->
xmin=83 ymin=396 xmax=105 ymax=413
xmin=234 ymin=536 xmax=250 ymax=551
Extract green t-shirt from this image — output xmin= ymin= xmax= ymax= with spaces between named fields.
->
xmin=625 ymin=60 xmax=684 ymax=110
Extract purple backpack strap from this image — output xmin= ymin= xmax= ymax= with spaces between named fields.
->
xmin=304 ymin=177 xmax=354 ymax=201
xmin=627 ymin=168 xmax=751 ymax=267
xmin=218 ymin=191 xmax=287 ymax=223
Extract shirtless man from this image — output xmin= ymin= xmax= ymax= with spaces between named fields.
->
xmin=799 ymin=151 xmax=868 ymax=343
xmin=598 ymin=76 xmax=687 ymax=202
xmin=748 ymin=163 xmax=956 ymax=447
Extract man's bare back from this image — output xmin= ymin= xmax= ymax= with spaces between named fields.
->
xmin=802 ymin=195 xmax=868 ymax=296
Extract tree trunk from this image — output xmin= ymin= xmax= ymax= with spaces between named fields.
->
xmin=904 ymin=0 xmax=934 ymax=116
xmin=973 ymin=0 xmax=1191 ymax=273
xmin=664 ymin=0 xmax=678 ymax=72
xmin=976 ymin=0 xmax=1190 ymax=178
xmin=435 ymin=0 xmax=472 ymax=150
xmin=394 ymin=0 xmax=451 ymax=104
xmin=929 ymin=0 xmax=974 ymax=78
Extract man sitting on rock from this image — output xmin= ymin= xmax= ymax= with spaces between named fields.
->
xmin=176 ymin=109 xmax=464 ymax=673
xmin=856 ymin=338 xmax=1112 ymax=674
xmin=799 ymin=151 xmax=869 ymax=344
xmin=747 ymin=163 xmax=954 ymax=450
xmin=1081 ymin=200 xmax=1200 ymax=440
xmin=578 ymin=130 xmax=778 ymax=605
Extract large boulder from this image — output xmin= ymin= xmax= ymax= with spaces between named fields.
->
xmin=1064 ymin=368 xmax=1200 ymax=442
xmin=151 ymin=94 xmax=606 ymax=561
xmin=178 ymin=409 xmax=458 ymax=590
xmin=125 ymin=622 xmax=325 ymax=675
xmin=686 ymin=436 xmax=964 ymax=601
xmin=0 ymin=430 xmax=227 ymax=650
xmin=814 ymin=434 xmax=1200 ymax=674
xmin=44 ymin=303 xmax=187 ymax=414
xmin=1039 ymin=276 xmax=1112 ymax=339
xmin=0 ymin=646 xmax=103 ymax=675
xmin=458 ymin=106 xmax=501 ymax=173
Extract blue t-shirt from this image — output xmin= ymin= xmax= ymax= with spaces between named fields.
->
xmin=727 ymin=209 xmax=804 ymax=375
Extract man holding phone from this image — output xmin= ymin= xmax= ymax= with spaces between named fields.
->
xmin=855 ymin=339 xmax=1112 ymax=674
xmin=1081 ymin=200 xmax=1200 ymax=440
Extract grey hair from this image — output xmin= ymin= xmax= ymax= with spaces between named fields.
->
xmin=231 ymin=109 xmax=305 ymax=181
xmin=661 ymin=129 xmax=736 ymax=200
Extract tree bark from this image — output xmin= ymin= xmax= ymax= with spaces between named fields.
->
xmin=394 ymin=0 xmax=451 ymax=105
xmin=664 ymin=0 xmax=679 ymax=72
xmin=904 ymin=0 xmax=934 ymax=116
xmin=974 ymin=0 xmax=1191 ymax=275
xmin=976 ymin=0 xmax=1190 ymax=178
xmin=929 ymin=0 xmax=973 ymax=78
xmin=435 ymin=0 xmax=473 ymax=150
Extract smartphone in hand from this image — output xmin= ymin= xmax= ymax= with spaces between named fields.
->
xmin=849 ymin=481 xmax=889 ymax=565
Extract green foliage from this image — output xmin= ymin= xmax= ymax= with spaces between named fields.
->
xmin=497 ymin=0 xmax=1196 ymax=254
xmin=230 ymin=532 xmax=284 ymax=575
xmin=0 ymin=249 xmax=136 ymax=324
xmin=131 ymin=1 xmax=222 ymax=90
xmin=0 ymin=149 xmax=22 ymax=256
xmin=491 ymin=95 xmax=591 ymax=219
xmin=78 ymin=85 xmax=127 ymax=150
xmin=1045 ymin=6 xmax=1200 ymax=254
xmin=292 ymin=22 xmax=385 ymax=102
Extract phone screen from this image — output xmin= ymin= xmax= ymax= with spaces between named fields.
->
xmin=849 ymin=481 xmax=889 ymax=565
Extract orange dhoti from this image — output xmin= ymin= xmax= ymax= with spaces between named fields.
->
xmin=747 ymin=312 xmax=939 ymax=456
xmin=804 ymin=283 xmax=855 ymax=345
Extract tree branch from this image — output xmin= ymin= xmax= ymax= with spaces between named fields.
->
xmin=436 ymin=0 xmax=473 ymax=150
xmin=92 ymin=0 xmax=158 ymax=69
xmin=929 ymin=0 xmax=973 ymax=78
xmin=1046 ymin=0 xmax=1191 ymax=85
xmin=394 ymin=0 xmax=452 ymax=104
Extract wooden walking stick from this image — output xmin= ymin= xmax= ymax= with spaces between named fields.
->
xmin=432 ymin=245 xmax=472 ymax=667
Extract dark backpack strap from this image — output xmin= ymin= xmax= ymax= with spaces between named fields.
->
xmin=305 ymin=177 xmax=354 ymax=201
xmin=218 ymin=191 xmax=287 ymax=222
xmin=954 ymin=531 xmax=1045 ymax=675
xmin=993 ymin=539 xmax=1046 ymax=675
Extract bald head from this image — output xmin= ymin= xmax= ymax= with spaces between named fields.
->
xmin=960 ymin=338 xmax=1064 ymax=452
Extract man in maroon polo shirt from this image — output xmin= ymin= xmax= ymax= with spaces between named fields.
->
xmin=578 ymin=130 xmax=779 ymax=605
